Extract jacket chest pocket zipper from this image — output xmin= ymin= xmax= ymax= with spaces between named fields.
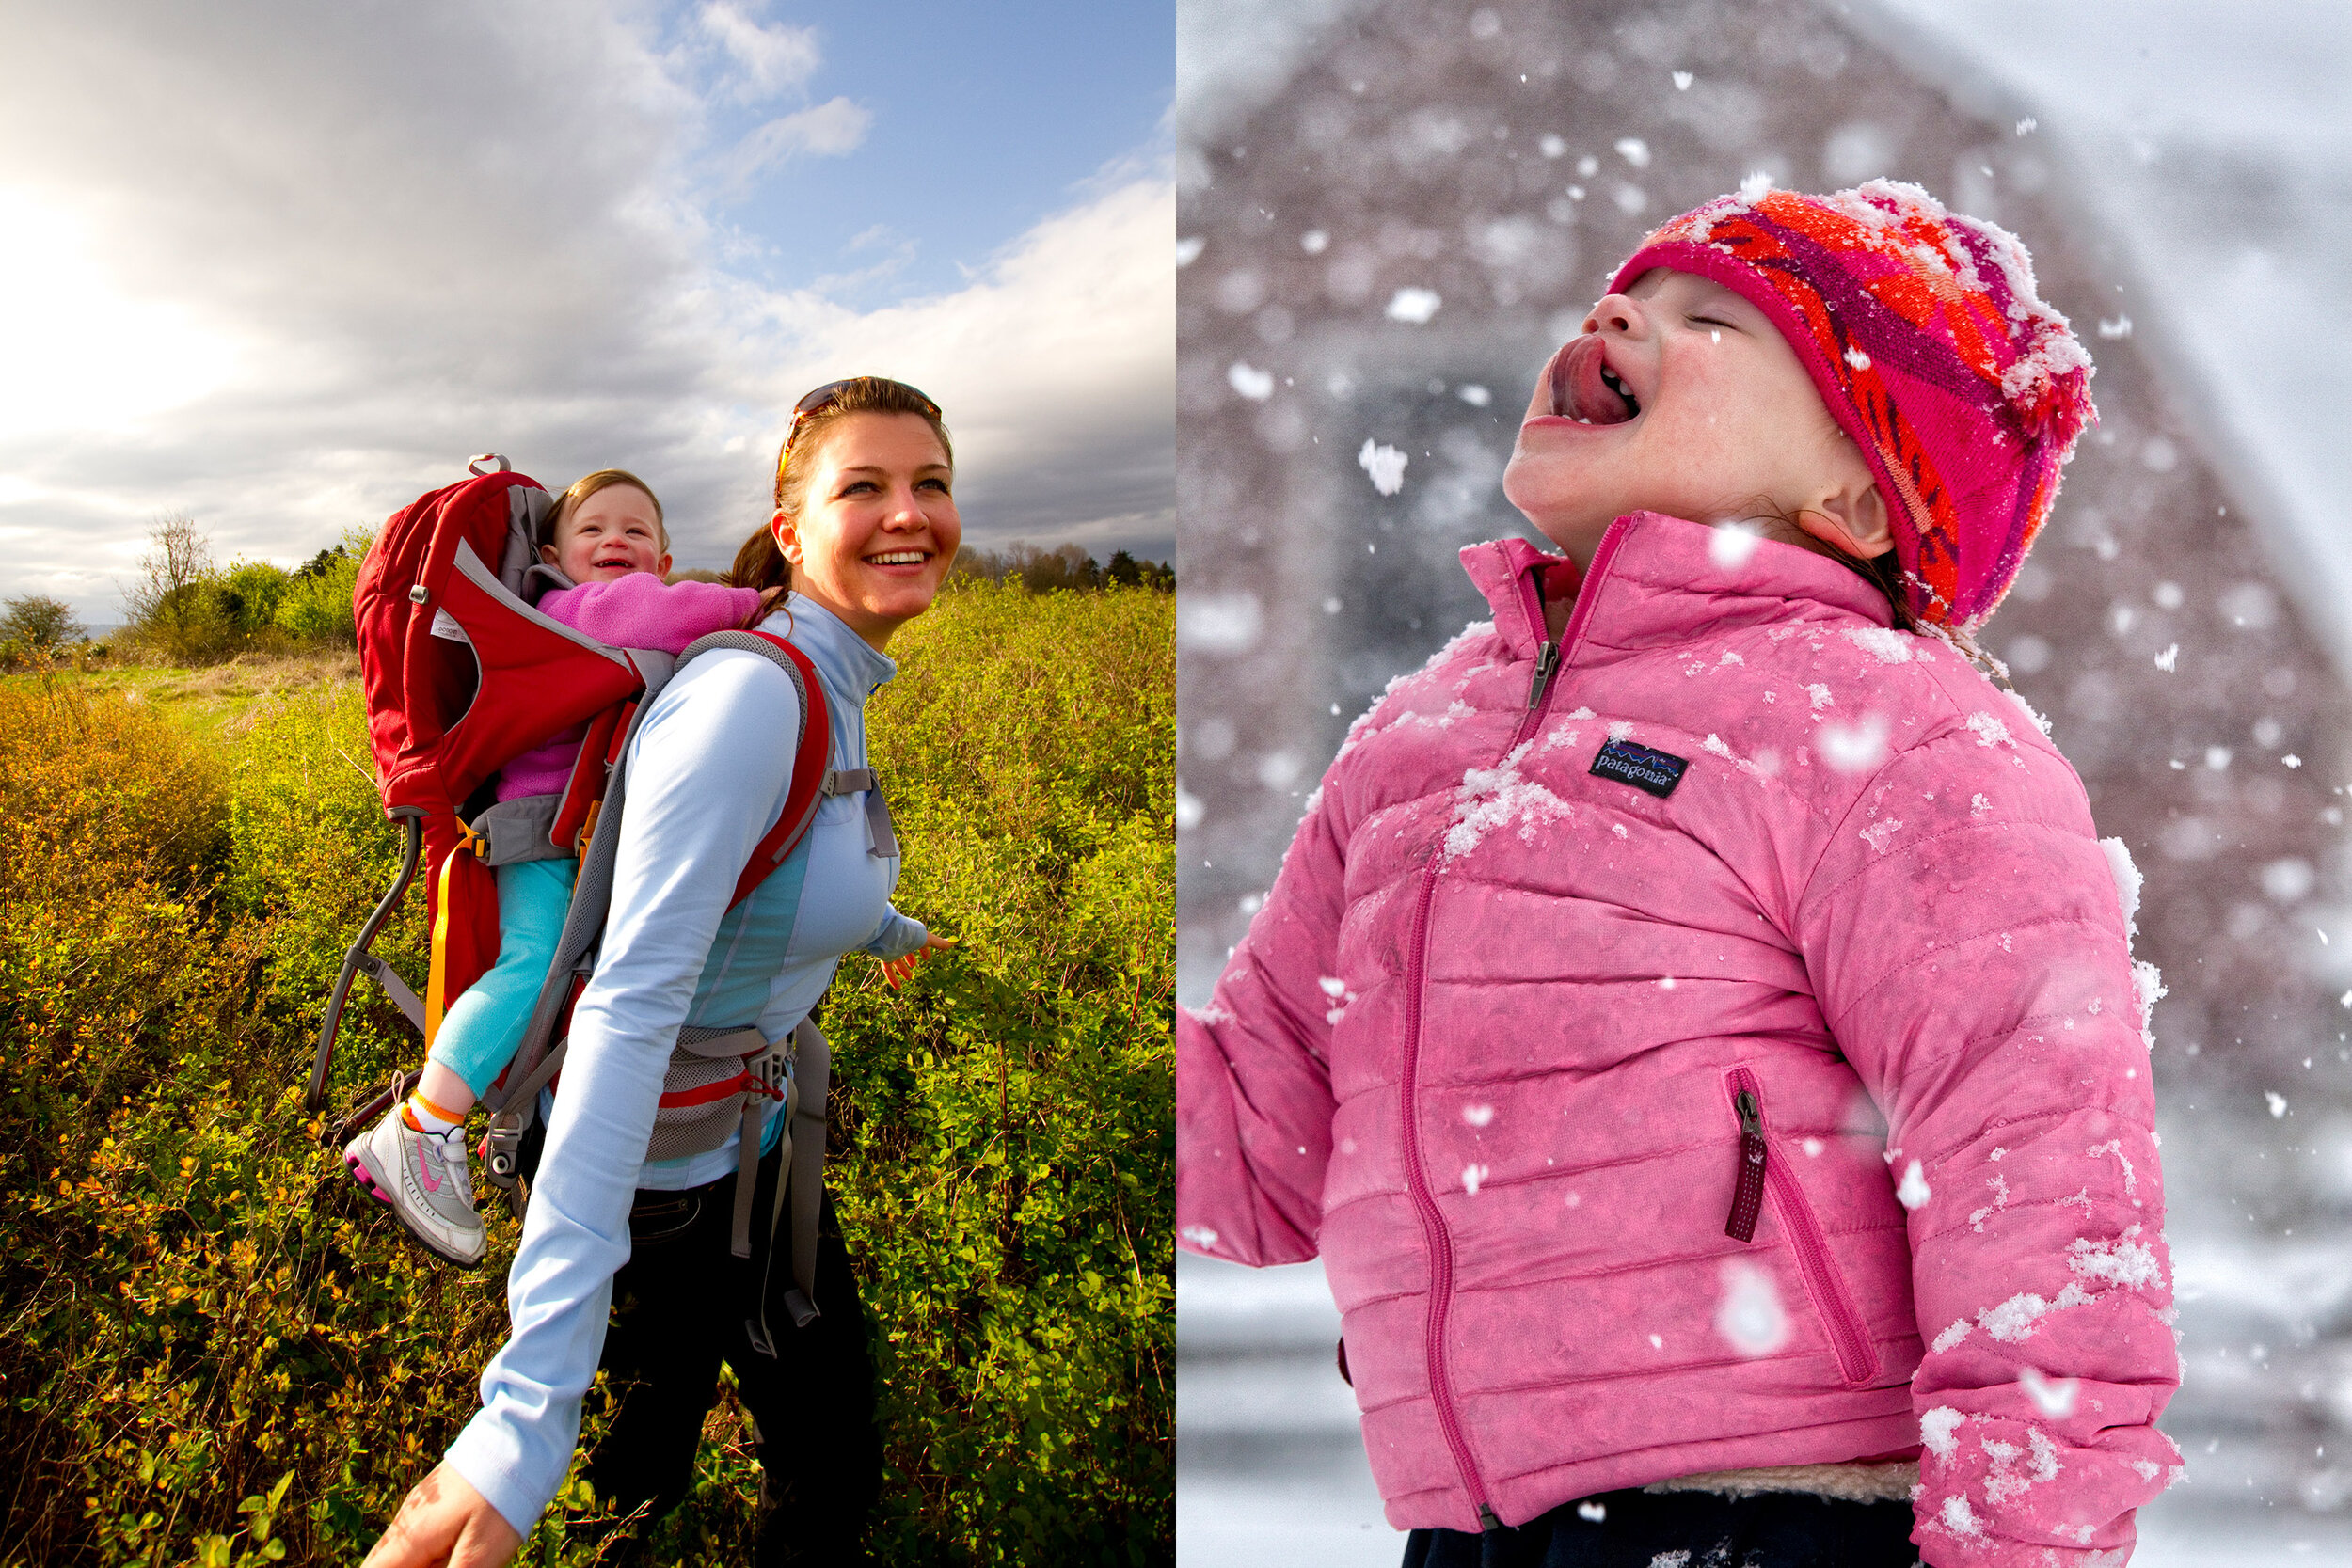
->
xmin=1723 ymin=1068 xmax=1882 ymax=1386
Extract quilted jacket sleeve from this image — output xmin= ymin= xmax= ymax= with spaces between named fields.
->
xmin=1795 ymin=719 xmax=2180 ymax=1567
xmin=1176 ymin=785 xmax=1351 ymax=1268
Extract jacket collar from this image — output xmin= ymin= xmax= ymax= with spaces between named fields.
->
xmin=770 ymin=592 xmax=898 ymax=701
xmin=1458 ymin=512 xmax=1895 ymax=664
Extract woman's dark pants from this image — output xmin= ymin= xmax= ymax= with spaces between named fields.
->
xmin=1402 ymin=1485 xmax=1921 ymax=1568
xmin=585 ymin=1144 xmax=883 ymax=1566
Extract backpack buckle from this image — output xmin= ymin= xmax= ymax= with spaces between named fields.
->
xmin=456 ymin=820 xmax=491 ymax=861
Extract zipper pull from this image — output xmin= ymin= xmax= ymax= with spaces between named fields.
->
xmin=1726 ymin=1087 xmax=1768 ymax=1243
xmin=1477 ymin=1503 xmax=1505 ymax=1532
xmin=1525 ymin=641 xmax=1560 ymax=713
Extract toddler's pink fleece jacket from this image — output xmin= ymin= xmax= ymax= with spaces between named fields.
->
xmin=1177 ymin=513 xmax=2180 ymax=1566
xmin=496 ymin=573 xmax=761 ymax=800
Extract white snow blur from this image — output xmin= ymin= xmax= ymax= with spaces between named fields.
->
xmin=1358 ymin=438 xmax=1408 ymax=496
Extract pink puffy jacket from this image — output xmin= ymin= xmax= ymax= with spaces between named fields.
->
xmin=1178 ymin=513 xmax=2180 ymax=1566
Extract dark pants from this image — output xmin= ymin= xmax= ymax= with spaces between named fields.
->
xmin=585 ymin=1143 xmax=883 ymax=1567
xmin=1402 ymin=1486 xmax=1920 ymax=1568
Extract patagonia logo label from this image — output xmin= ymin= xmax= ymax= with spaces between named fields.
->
xmin=1591 ymin=738 xmax=1689 ymax=798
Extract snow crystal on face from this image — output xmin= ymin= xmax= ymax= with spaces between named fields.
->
xmin=1806 ymin=683 xmax=1833 ymax=710
xmin=1359 ymin=438 xmax=1409 ymax=495
xmin=1940 ymin=1495 xmax=1985 ymax=1540
xmin=1846 ymin=626 xmax=1914 ymax=663
xmin=1714 ymin=1259 xmax=1791 ymax=1356
xmin=1821 ymin=714 xmax=1890 ymax=773
xmin=1181 ymin=1225 xmax=1220 ymax=1250
xmin=1931 ymin=1319 xmax=1972 ymax=1354
xmin=1859 ymin=817 xmax=1904 ymax=855
xmin=1709 ymin=521 xmax=1763 ymax=568
xmin=1896 ymin=1160 xmax=1931 ymax=1210
xmin=1318 ymin=976 xmax=1347 ymax=998
xmin=1964 ymin=711 xmax=2015 ymax=749
xmin=2019 ymin=1366 xmax=2079 ymax=1419
xmin=1462 ymin=1164 xmax=1489 ymax=1196
xmin=1920 ymin=1406 xmax=1965 ymax=1460
xmin=1463 ymin=1103 xmax=1496 ymax=1128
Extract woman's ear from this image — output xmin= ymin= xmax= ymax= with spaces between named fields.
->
xmin=1795 ymin=481 xmax=1894 ymax=562
xmin=770 ymin=510 xmax=801 ymax=565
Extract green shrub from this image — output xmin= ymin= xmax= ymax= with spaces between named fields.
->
xmin=0 ymin=583 xmax=1172 ymax=1564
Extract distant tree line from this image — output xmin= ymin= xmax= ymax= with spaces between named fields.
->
xmin=949 ymin=541 xmax=1173 ymax=594
xmin=106 ymin=514 xmax=365 ymax=664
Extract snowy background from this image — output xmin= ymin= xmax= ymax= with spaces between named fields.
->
xmin=1174 ymin=0 xmax=2352 ymax=1561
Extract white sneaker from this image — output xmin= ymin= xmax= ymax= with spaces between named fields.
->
xmin=343 ymin=1101 xmax=485 ymax=1267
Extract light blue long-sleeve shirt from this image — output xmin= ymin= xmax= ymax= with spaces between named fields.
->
xmin=445 ymin=594 xmax=925 ymax=1533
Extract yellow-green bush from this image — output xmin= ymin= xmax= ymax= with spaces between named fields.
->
xmin=0 ymin=582 xmax=1172 ymax=1564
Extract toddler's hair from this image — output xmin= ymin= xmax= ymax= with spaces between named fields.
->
xmin=548 ymin=469 xmax=667 ymax=554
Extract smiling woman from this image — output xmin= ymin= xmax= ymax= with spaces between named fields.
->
xmin=365 ymin=375 xmax=962 ymax=1568
xmin=730 ymin=375 xmax=964 ymax=641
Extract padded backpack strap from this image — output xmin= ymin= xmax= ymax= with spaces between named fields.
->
xmin=671 ymin=628 xmax=835 ymax=910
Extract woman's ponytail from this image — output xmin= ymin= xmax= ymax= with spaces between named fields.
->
xmin=728 ymin=525 xmax=791 ymax=593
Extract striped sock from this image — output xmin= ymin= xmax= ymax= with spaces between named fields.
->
xmin=401 ymin=1090 xmax=468 ymax=1136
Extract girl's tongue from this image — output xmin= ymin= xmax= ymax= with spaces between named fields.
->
xmin=1552 ymin=335 xmax=1637 ymax=425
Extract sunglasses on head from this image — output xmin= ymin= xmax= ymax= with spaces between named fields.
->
xmin=775 ymin=377 xmax=941 ymax=498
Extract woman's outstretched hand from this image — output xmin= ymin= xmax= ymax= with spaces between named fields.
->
xmin=882 ymin=931 xmax=957 ymax=990
xmin=361 ymin=1464 xmax=523 ymax=1568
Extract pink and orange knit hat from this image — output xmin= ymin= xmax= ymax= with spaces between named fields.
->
xmin=1610 ymin=179 xmax=2095 ymax=631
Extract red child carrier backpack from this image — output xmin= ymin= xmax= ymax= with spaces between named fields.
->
xmin=310 ymin=455 xmax=854 ymax=1335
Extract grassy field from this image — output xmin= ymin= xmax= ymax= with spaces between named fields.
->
xmin=0 ymin=581 xmax=1173 ymax=1565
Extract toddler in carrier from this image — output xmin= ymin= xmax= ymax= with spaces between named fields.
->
xmin=1178 ymin=182 xmax=2179 ymax=1566
xmin=345 ymin=467 xmax=768 ymax=1266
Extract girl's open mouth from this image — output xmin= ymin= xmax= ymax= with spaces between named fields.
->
xmin=1542 ymin=335 xmax=1640 ymax=425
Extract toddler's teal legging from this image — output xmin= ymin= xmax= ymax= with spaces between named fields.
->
xmin=425 ymin=856 xmax=579 ymax=1101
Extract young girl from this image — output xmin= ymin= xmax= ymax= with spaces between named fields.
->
xmin=345 ymin=468 xmax=778 ymax=1267
xmin=1177 ymin=181 xmax=2179 ymax=1567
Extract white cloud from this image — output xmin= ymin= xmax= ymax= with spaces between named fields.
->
xmin=727 ymin=96 xmax=874 ymax=189
xmin=697 ymin=2 xmax=820 ymax=101
xmin=0 ymin=2 xmax=1171 ymax=620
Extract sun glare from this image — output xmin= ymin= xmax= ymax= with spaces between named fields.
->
xmin=0 ymin=188 xmax=237 ymax=433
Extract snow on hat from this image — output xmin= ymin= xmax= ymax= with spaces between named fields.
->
xmin=1610 ymin=179 xmax=2094 ymax=631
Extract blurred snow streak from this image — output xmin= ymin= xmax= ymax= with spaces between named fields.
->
xmin=1176 ymin=0 xmax=2352 ymax=1560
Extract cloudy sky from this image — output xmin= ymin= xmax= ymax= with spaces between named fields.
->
xmin=0 ymin=1 xmax=1173 ymax=625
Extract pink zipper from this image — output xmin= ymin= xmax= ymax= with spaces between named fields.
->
xmin=1723 ymin=1068 xmax=1881 ymax=1385
xmin=1397 ymin=524 xmax=1627 ymax=1530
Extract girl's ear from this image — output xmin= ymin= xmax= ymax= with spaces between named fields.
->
xmin=538 ymin=542 xmax=560 ymax=565
xmin=1796 ymin=482 xmax=1894 ymax=561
